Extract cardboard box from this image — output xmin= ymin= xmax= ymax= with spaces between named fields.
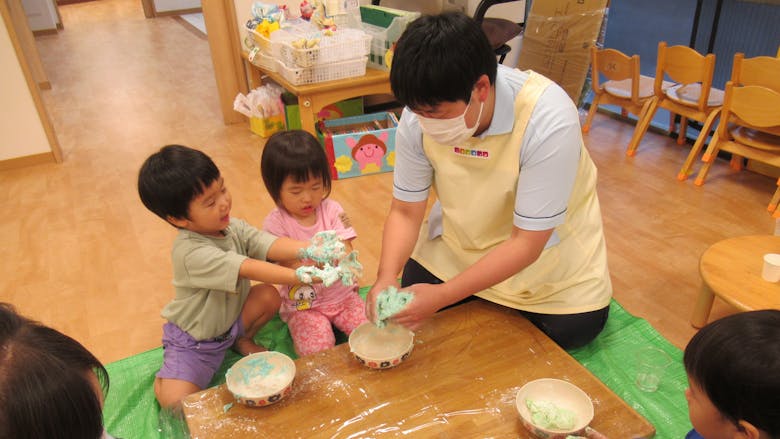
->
xmin=283 ymin=93 xmax=364 ymax=130
xmin=517 ymin=0 xmax=608 ymax=104
xmin=318 ymin=112 xmax=398 ymax=180
xmin=250 ymin=115 xmax=285 ymax=138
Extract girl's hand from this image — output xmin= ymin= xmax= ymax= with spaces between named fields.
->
xmin=389 ymin=283 xmax=450 ymax=331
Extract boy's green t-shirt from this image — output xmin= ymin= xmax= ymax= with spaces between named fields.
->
xmin=161 ymin=218 xmax=277 ymax=341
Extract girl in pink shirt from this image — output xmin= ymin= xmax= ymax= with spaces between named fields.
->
xmin=261 ymin=130 xmax=368 ymax=356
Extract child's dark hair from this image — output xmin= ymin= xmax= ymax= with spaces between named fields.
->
xmin=390 ymin=11 xmax=497 ymax=110
xmin=0 ymin=302 xmax=109 ymax=439
xmin=684 ymin=310 xmax=780 ymax=436
xmin=138 ymin=144 xmax=221 ymax=222
xmin=261 ymin=130 xmax=332 ymax=204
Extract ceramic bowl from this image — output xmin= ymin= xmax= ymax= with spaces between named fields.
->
xmin=348 ymin=322 xmax=414 ymax=369
xmin=515 ymin=378 xmax=594 ymax=439
xmin=225 ymin=351 xmax=296 ymax=407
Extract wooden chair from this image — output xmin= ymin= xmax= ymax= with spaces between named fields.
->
xmin=719 ymin=52 xmax=780 ymax=172
xmin=581 ymin=47 xmax=658 ymax=153
xmin=770 ymin=179 xmax=780 ymax=218
xmin=630 ymin=42 xmax=723 ymax=181
xmin=693 ymin=82 xmax=780 ymax=214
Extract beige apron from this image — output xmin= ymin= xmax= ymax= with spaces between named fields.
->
xmin=412 ymin=72 xmax=612 ymax=314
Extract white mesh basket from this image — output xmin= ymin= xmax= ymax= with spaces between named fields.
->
xmin=275 ymin=57 xmax=368 ymax=85
xmin=277 ymin=28 xmax=372 ymax=68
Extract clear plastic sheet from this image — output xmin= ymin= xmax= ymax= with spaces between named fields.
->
xmin=181 ymin=301 xmax=652 ymax=438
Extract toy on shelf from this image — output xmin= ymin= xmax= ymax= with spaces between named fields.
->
xmin=300 ymin=1 xmax=314 ymax=20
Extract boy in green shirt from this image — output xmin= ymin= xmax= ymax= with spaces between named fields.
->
xmin=138 ymin=144 xmax=317 ymax=408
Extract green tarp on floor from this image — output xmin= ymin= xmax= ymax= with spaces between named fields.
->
xmin=103 ymin=294 xmax=692 ymax=438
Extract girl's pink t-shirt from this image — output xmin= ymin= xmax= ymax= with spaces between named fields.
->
xmin=263 ymin=199 xmax=358 ymax=318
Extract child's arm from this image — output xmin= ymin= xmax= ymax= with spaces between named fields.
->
xmin=238 ymin=257 xmax=321 ymax=285
xmin=265 ymin=236 xmax=309 ymax=268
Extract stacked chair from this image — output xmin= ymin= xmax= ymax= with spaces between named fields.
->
xmin=693 ymin=52 xmax=780 ymax=217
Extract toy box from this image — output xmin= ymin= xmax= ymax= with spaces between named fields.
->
xmin=317 ymin=112 xmax=398 ymax=180
xmin=283 ymin=93 xmax=364 ymax=130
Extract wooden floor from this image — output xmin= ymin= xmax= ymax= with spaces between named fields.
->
xmin=2 ymin=0 xmax=777 ymax=364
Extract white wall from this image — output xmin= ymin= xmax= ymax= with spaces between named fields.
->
xmin=0 ymin=13 xmax=51 ymax=161
xmin=21 ymin=0 xmax=58 ymax=32
xmin=154 ymin=0 xmax=200 ymax=13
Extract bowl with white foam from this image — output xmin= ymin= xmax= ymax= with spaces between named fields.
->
xmin=349 ymin=322 xmax=414 ymax=369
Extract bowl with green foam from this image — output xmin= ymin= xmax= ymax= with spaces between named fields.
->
xmin=515 ymin=378 xmax=594 ymax=438
xmin=225 ymin=351 xmax=296 ymax=406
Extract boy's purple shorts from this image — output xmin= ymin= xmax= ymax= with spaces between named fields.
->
xmin=156 ymin=319 xmax=244 ymax=389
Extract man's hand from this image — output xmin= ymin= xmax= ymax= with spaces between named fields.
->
xmin=364 ymin=278 xmax=400 ymax=323
xmin=389 ymin=283 xmax=451 ymax=331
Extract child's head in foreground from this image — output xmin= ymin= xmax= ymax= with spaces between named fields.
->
xmin=683 ymin=310 xmax=780 ymax=439
xmin=138 ymin=144 xmax=231 ymax=235
xmin=261 ymin=130 xmax=331 ymax=221
xmin=0 ymin=302 xmax=109 ymax=439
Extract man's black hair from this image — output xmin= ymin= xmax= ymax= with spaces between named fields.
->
xmin=390 ymin=11 xmax=497 ymax=110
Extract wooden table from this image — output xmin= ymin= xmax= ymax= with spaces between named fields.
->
xmin=243 ymin=53 xmax=392 ymax=135
xmin=691 ymin=235 xmax=780 ymax=328
xmin=183 ymin=300 xmax=655 ymax=438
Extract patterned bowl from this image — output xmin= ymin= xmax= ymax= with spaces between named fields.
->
xmin=515 ymin=378 xmax=594 ymax=439
xmin=225 ymin=351 xmax=296 ymax=406
xmin=349 ymin=322 xmax=414 ymax=369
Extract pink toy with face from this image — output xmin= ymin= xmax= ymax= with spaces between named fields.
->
xmin=346 ymin=132 xmax=388 ymax=171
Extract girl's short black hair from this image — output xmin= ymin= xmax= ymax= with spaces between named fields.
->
xmin=390 ymin=11 xmax=497 ymax=110
xmin=137 ymin=144 xmax=221 ymax=222
xmin=261 ymin=130 xmax=332 ymax=204
xmin=0 ymin=302 xmax=109 ymax=439
xmin=683 ymin=310 xmax=780 ymax=435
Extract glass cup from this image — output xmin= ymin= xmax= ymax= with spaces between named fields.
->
xmin=635 ymin=347 xmax=672 ymax=392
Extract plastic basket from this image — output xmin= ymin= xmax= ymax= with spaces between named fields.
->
xmin=359 ymin=9 xmax=420 ymax=71
xmin=275 ymin=57 xmax=367 ymax=85
xmin=277 ymin=29 xmax=371 ymax=68
xmin=248 ymin=48 xmax=276 ymax=72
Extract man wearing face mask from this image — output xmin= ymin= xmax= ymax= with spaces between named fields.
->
xmin=364 ymin=12 xmax=613 ymax=350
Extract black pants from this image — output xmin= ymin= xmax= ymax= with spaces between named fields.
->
xmin=401 ymin=259 xmax=609 ymax=350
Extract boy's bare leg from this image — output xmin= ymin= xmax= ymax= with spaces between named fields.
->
xmin=234 ymin=283 xmax=282 ymax=355
xmin=154 ymin=377 xmax=201 ymax=409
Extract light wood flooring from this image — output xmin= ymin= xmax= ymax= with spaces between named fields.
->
xmin=2 ymin=0 xmax=777 ymax=364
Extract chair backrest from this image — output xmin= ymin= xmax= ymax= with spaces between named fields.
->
xmin=590 ymin=46 xmax=641 ymax=105
xmin=473 ymin=0 xmax=524 ymax=64
xmin=654 ymin=41 xmax=716 ymax=111
xmin=730 ymin=52 xmax=780 ymax=93
xmin=718 ymin=82 xmax=780 ymax=137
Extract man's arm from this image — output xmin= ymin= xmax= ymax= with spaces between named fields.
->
xmin=391 ymin=226 xmax=553 ymax=329
xmin=365 ymin=198 xmax=428 ymax=322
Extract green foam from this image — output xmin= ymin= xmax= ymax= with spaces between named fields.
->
xmin=375 ymin=286 xmax=414 ymax=328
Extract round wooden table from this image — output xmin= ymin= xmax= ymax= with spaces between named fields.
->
xmin=691 ymin=235 xmax=780 ymax=328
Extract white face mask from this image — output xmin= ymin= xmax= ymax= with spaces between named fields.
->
xmin=417 ymin=97 xmax=484 ymax=145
